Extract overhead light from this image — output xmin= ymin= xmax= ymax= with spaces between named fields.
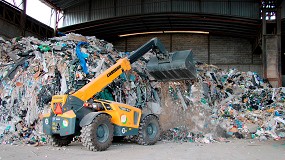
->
xmin=119 ymin=31 xmax=164 ymax=37
xmin=164 ymin=31 xmax=209 ymax=34
xmin=118 ymin=30 xmax=209 ymax=37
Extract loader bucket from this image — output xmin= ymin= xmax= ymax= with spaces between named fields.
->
xmin=146 ymin=50 xmax=196 ymax=81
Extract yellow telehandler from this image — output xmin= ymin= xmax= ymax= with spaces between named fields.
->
xmin=42 ymin=37 xmax=196 ymax=151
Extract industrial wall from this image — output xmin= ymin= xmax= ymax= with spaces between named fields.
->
xmin=281 ymin=1 xmax=285 ymax=18
xmin=0 ymin=18 xmax=37 ymax=39
xmin=0 ymin=1 xmax=53 ymax=39
xmin=113 ymin=33 xmax=262 ymax=75
xmin=63 ymin=0 xmax=260 ymax=26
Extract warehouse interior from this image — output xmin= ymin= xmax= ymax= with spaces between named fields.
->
xmin=1 ymin=0 xmax=284 ymax=87
xmin=0 ymin=0 xmax=285 ymax=155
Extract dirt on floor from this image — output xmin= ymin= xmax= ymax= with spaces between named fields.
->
xmin=0 ymin=139 xmax=284 ymax=160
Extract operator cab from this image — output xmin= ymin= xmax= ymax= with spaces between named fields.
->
xmin=93 ymin=102 xmax=105 ymax=111
xmin=86 ymin=99 xmax=113 ymax=112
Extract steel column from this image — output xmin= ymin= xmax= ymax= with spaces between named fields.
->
xmin=20 ymin=0 xmax=26 ymax=36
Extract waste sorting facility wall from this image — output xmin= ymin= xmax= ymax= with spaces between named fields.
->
xmin=113 ymin=33 xmax=263 ymax=75
xmin=0 ymin=18 xmax=40 ymax=40
xmin=0 ymin=1 xmax=54 ymax=39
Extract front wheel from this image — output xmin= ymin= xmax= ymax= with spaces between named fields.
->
xmin=80 ymin=114 xmax=114 ymax=151
xmin=137 ymin=115 xmax=161 ymax=145
xmin=47 ymin=134 xmax=73 ymax=147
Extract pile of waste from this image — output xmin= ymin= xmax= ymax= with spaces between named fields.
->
xmin=160 ymin=63 xmax=285 ymax=143
xmin=0 ymin=33 xmax=284 ymax=145
xmin=0 ymin=120 xmax=46 ymax=145
xmin=0 ymin=33 xmax=161 ymax=145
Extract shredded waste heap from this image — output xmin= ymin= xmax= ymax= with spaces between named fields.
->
xmin=0 ymin=34 xmax=284 ymax=145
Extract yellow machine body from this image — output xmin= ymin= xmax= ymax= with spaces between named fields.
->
xmin=72 ymin=57 xmax=131 ymax=101
xmin=92 ymin=99 xmax=142 ymax=129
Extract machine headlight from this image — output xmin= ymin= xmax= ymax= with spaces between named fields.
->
xmin=62 ymin=119 xmax=69 ymax=127
xmin=121 ymin=115 xmax=127 ymax=124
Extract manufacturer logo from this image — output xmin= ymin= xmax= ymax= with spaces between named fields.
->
xmin=107 ymin=65 xmax=121 ymax=77
xmin=62 ymin=119 xmax=69 ymax=127
xmin=122 ymin=128 xmax=126 ymax=134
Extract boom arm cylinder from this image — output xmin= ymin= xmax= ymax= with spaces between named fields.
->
xmin=129 ymin=37 xmax=168 ymax=64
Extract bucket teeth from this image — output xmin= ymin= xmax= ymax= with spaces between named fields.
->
xmin=146 ymin=50 xmax=196 ymax=81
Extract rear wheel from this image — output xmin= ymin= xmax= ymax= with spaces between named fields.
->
xmin=48 ymin=135 xmax=73 ymax=147
xmin=80 ymin=114 xmax=114 ymax=151
xmin=137 ymin=115 xmax=161 ymax=145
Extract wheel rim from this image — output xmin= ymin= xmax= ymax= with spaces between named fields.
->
xmin=97 ymin=124 xmax=109 ymax=143
xmin=146 ymin=122 xmax=157 ymax=139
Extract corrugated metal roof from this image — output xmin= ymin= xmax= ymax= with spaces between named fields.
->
xmin=143 ymin=0 xmax=171 ymax=13
xmin=116 ymin=0 xmax=141 ymax=16
xmin=201 ymin=0 xmax=230 ymax=15
xmin=40 ymin=0 xmax=89 ymax=10
xmin=90 ymin=0 xmax=115 ymax=20
xmin=58 ymin=12 xmax=261 ymax=41
xmin=62 ymin=0 xmax=261 ymax=26
xmin=63 ymin=2 xmax=89 ymax=26
xmin=172 ymin=0 xmax=200 ymax=13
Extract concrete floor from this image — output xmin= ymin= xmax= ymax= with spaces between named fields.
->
xmin=0 ymin=139 xmax=284 ymax=160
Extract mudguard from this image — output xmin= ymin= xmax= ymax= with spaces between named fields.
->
xmin=141 ymin=113 xmax=159 ymax=121
xmin=79 ymin=112 xmax=110 ymax=127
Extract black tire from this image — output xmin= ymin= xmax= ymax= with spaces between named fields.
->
xmin=80 ymin=114 xmax=114 ymax=151
xmin=112 ymin=136 xmax=125 ymax=142
xmin=47 ymin=134 xmax=73 ymax=147
xmin=137 ymin=115 xmax=161 ymax=145
xmin=80 ymin=126 xmax=88 ymax=147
